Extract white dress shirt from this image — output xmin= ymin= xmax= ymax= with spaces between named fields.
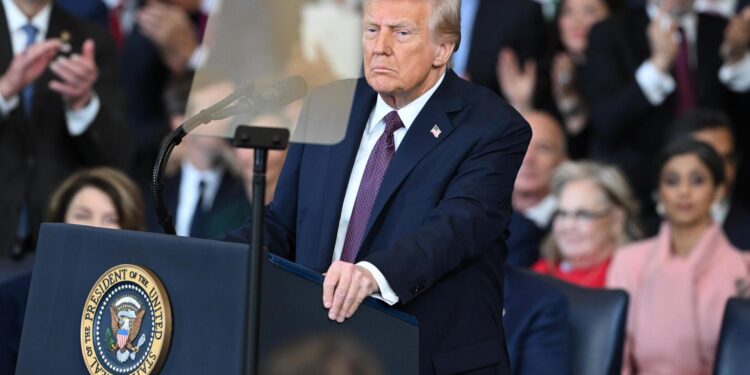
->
xmin=175 ymin=161 xmax=224 ymax=237
xmin=711 ymin=198 xmax=731 ymax=226
xmin=332 ymin=73 xmax=446 ymax=305
xmin=636 ymin=4 xmax=750 ymax=106
xmin=524 ymin=194 xmax=558 ymax=228
xmin=0 ymin=0 xmax=99 ymax=134
xmin=452 ymin=0 xmax=479 ymax=77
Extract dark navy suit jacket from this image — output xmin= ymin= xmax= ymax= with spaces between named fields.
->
xmin=0 ymin=274 xmax=31 ymax=375
xmin=225 ymin=70 xmax=531 ymax=374
xmin=725 ymin=200 xmax=750 ymax=250
xmin=504 ymin=267 xmax=570 ymax=375
xmin=506 ymin=211 xmax=549 ymax=267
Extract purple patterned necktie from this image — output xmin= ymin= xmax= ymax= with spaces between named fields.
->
xmin=340 ymin=110 xmax=404 ymax=263
xmin=675 ymin=27 xmax=696 ymax=116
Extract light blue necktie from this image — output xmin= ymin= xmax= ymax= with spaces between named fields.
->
xmin=16 ymin=24 xmax=39 ymax=247
xmin=21 ymin=23 xmax=38 ymax=118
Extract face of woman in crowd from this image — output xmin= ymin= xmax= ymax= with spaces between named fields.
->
xmin=64 ymin=186 xmax=121 ymax=230
xmin=658 ymin=154 xmax=719 ymax=228
xmin=553 ymin=179 xmax=622 ymax=262
xmin=558 ymin=0 xmax=610 ymax=58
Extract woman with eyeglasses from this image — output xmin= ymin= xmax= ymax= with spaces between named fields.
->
xmin=532 ymin=161 xmax=642 ymax=288
xmin=607 ymin=138 xmax=750 ymax=375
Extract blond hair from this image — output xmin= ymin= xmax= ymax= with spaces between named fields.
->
xmin=540 ymin=161 xmax=643 ymax=264
xmin=364 ymin=0 xmax=462 ymax=51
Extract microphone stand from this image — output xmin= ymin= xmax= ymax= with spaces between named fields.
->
xmin=149 ymin=86 xmax=291 ymax=374
xmin=232 ymin=125 xmax=289 ymax=375
xmin=151 ymin=82 xmax=255 ymax=235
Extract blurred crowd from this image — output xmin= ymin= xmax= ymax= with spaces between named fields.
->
xmin=1 ymin=0 xmax=750 ymax=374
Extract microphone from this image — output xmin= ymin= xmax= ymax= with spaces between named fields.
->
xmin=212 ymin=76 xmax=308 ymax=120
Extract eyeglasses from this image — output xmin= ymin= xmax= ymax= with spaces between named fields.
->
xmin=553 ymin=208 xmax=612 ymax=223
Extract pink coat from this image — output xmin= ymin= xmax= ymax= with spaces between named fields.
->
xmin=607 ymin=223 xmax=750 ymax=375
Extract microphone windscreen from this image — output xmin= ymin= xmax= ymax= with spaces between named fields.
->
xmin=273 ymin=76 xmax=308 ymax=105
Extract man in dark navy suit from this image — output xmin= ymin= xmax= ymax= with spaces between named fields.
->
xmin=583 ymin=0 xmax=750 ymax=234
xmin=507 ymin=111 xmax=567 ymax=267
xmin=226 ymin=0 xmax=531 ymax=373
xmin=0 ymin=0 xmax=132 ymax=259
xmin=504 ymin=266 xmax=570 ymax=375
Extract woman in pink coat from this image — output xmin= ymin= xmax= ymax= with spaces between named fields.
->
xmin=607 ymin=138 xmax=750 ymax=375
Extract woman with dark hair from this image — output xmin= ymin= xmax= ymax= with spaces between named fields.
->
xmin=607 ymin=138 xmax=750 ymax=375
xmin=47 ymin=167 xmax=145 ymax=231
xmin=0 ymin=167 xmax=144 ymax=374
xmin=498 ymin=0 xmax=620 ymax=158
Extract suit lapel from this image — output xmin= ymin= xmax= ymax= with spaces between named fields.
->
xmin=359 ymin=71 xmax=463 ymax=254
xmin=31 ymin=5 xmax=69 ymax=127
xmin=631 ymin=9 xmax=651 ymax=69
xmin=0 ymin=3 xmax=12 ymax=73
xmin=316 ymin=80 xmax=377 ymax=263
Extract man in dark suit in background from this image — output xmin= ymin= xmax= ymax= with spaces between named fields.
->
xmin=0 ymin=0 xmax=131 ymax=259
xmin=145 ymin=75 xmax=249 ymax=238
xmin=507 ymin=111 xmax=567 ymax=267
xmin=224 ymin=0 xmax=531 ymax=373
xmin=583 ymin=0 xmax=750 ymax=233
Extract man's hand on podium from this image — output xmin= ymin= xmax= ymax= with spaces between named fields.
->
xmin=322 ymin=261 xmax=379 ymax=323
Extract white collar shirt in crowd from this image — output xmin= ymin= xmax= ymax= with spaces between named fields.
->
xmin=525 ymin=194 xmax=558 ymax=229
xmin=176 ymin=161 xmax=224 ymax=237
xmin=2 ymin=0 xmax=50 ymax=53
xmin=452 ymin=0 xmax=479 ymax=77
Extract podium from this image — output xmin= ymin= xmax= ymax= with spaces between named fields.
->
xmin=15 ymin=224 xmax=418 ymax=374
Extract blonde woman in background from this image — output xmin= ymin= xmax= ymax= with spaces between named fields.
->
xmin=532 ymin=161 xmax=642 ymax=288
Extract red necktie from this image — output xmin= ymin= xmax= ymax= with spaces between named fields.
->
xmin=108 ymin=2 xmax=123 ymax=50
xmin=675 ymin=27 xmax=696 ymax=115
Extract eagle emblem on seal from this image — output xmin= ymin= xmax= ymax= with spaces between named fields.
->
xmin=106 ymin=295 xmax=147 ymax=363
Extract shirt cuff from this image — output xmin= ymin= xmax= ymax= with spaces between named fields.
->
xmin=635 ymin=60 xmax=675 ymax=106
xmin=0 ymin=92 xmax=19 ymax=118
xmin=188 ymin=46 xmax=203 ymax=71
xmin=357 ymin=261 xmax=399 ymax=305
xmin=719 ymin=52 xmax=750 ymax=92
xmin=65 ymin=93 xmax=100 ymax=136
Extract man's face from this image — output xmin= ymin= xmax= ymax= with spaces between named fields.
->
xmin=514 ymin=113 xmax=567 ymax=196
xmin=693 ymin=127 xmax=737 ymax=191
xmin=362 ymin=0 xmax=448 ymax=105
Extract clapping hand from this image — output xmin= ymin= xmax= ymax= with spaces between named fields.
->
xmin=0 ymin=40 xmax=60 ymax=100
xmin=497 ymin=48 xmax=536 ymax=113
xmin=49 ymin=39 xmax=98 ymax=110
xmin=721 ymin=7 xmax=750 ymax=64
xmin=647 ymin=9 xmax=678 ymax=72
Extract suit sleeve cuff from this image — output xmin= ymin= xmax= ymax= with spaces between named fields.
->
xmin=636 ymin=60 xmax=675 ymax=105
xmin=719 ymin=52 xmax=750 ymax=92
xmin=357 ymin=261 xmax=399 ymax=305
xmin=65 ymin=93 xmax=100 ymax=136
xmin=0 ymin=92 xmax=19 ymax=118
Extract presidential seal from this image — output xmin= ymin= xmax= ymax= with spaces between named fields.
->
xmin=81 ymin=264 xmax=172 ymax=375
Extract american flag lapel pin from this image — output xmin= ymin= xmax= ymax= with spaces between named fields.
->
xmin=430 ymin=124 xmax=442 ymax=138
